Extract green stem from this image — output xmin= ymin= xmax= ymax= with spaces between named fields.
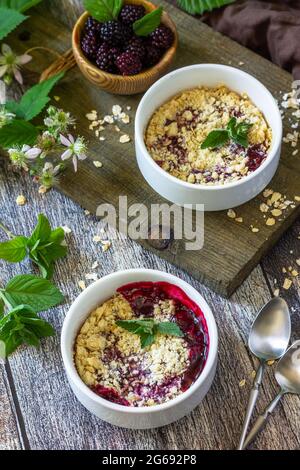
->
xmin=0 ymin=221 xmax=14 ymax=239
xmin=0 ymin=291 xmax=12 ymax=311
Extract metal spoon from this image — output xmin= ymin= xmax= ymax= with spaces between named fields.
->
xmin=242 ymin=340 xmax=300 ymax=449
xmin=237 ymin=297 xmax=291 ymax=450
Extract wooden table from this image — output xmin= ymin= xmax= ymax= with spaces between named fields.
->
xmin=1 ymin=0 xmax=299 ymax=451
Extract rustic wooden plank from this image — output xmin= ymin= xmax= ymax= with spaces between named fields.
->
xmin=4 ymin=1 xmax=300 ymax=297
xmin=0 ymin=364 xmax=22 ymax=450
xmin=0 ymin=163 xmax=299 ymax=450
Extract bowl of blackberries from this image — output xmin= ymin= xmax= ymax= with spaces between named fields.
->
xmin=72 ymin=0 xmax=178 ymax=95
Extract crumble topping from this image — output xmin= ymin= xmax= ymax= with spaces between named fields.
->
xmin=74 ymin=282 xmax=209 ymax=407
xmin=145 ymin=85 xmax=272 ymax=185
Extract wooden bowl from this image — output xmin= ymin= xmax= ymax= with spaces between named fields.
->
xmin=72 ymin=0 xmax=178 ymax=95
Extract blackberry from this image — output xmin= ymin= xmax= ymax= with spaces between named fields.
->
xmin=149 ymin=25 xmax=174 ymax=50
xmin=96 ymin=44 xmax=120 ymax=73
xmin=81 ymin=33 xmax=99 ymax=61
xmin=99 ymin=21 xmax=131 ymax=46
xmin=116 ymin=51 xmax=142 ymax=76
xmin=119 ymin=5 xmax=146 ymax=25
xmin=85 ymin=16 xmax=101 ymax=35
xmin=144 ymin=44 xmax=164 ymax=67
xmin=125 ymin=36 xmax=146 ymax=60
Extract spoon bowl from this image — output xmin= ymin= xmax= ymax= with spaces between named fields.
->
xmin=275 ymin=340 xmax=300 ymax=394
xmin=248 ymin=297 xmax=291 ymax=360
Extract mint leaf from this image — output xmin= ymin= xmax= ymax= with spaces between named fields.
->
xmin=3 ymin=274 xmax=64 ymax=312
xmin=156 ymin=321 xmax=184 ymax=337
xmin=28 ymin=214 xmax=51 ymax=246
xmin=177 ymin=0 xmax=236 ymax=15
xmin=227 ymin=117 xmax=252 ymax=148
xmin=0 ymin=120 xmax=38 ymax=148
xmin=0 ymin=304 xmax=54 ymax=356
xmin=0 ymin=299 xmax=4 ymax=317
xmin=140 ymin=333 xmax=155 ymax=349
xmin=0 ymin=236 xmax=28 ymax=262
xmin=83 ymin=0 xmax=123 ymax=22
xmin=201 ymin=129 xmax=229 ymax=149
xmin=0 ymin=0 xmax=42 ymax=12
xmin=9 ymin=72 xmax=64 ymax=121
xmin=133 ymin=7 xmax=163 ymax=37
xmin=48 ymin=227 xmax=65 ymax=244
xmin=0 ymin=7 xmax=27 ymax=40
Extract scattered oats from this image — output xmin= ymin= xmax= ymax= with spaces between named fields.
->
xmin=99 ymin=136 xmax=106 ymax=141
xmin=112 ymin=104 xmax=122 ymax=116
xmin=239 ymin=379 xmax=246 ymax=387
xmin=235 ymin=217 xmax=243 ymax=223
xmin=122 ymin=114 xmax=130 ymax=124
xmin=115 ymin=125 xmax=120 ymax=132
xmin=239 ymin=61 xmax=244 ymax=65
xmin=101 ymin=240 xmax=111 ymax=252
xmin=95 ymin=130 xmax=99 ymax=137
xmin=251 ymin=370 xmax=256 ymax=379
xmin=120 ymin=134 xmax=131 ymax=144
xmin=78 ymin=280 xmax=86 ymax=290
xmin=126 ymin=106 xmax=131 ymax=111
xmin=270 ymin=192 xmax=282 ymax=204
xmin=296 ymin=259 xmax=300 ymax=266
xmin=282 ymin=267 xmax=287 ymax=273
xmin=260 ymin=203 xmax=269 ymax=213
xmin=291 ymin=270 xmax=298 ymax=277
xmin=263 ymin=188 xmax=273 ymax=198
xmin=227 ymin=209 xmax=236 ymax=219
xmin=292 ymin=149 xmax=298 ymax=156
xmin=290 ymin=250 xmax=294 ymax=254
xmin=38 ymin=185 xmax=48 ymax=194
xmin=266 ymin=217 xmax=276 ymax=226
xmin=251 ymin=226 xmax=259 ymax=233
xmin=271 ymin=209 xmax=282 ymax=217
xmin=93 ymin=160 xmax=103 ymax=168
xmin=104 ymin=115 xmax=114 ymax=124
xmin=294 ymin=196 xmax=300 ymax=202
xmin=267 ymin=360 xmax=275 ymax=366
xmin=16 ymin=195 xmax=26 ymax=206
xmin=62 ymin=225 xmax=72 ymax=234
xmin=273 ymin=288 xmax=280 ymax=297
xmin=283 ymin=278 xmax=292 ymax=290
xmin=84 ymin=209 xmax=90 ymax=215
xmin=91 ymin=261 xmax=99 ymax=269
xmin=93 ymin=235 xmax=102 ymax=243
xmin=54 ymin=96 xmax=60 ymax=102
xmin=86 ymin=112 xmax=98 ymax=121
xmin=85 ymin=273 xmax=98 ymax=281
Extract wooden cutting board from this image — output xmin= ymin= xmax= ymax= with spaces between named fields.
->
xmin=5 ymin=1 xmax=300 ymax=297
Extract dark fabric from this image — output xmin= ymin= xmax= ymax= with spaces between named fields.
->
xmin=201 ymin=0 xmax=300 ymax=78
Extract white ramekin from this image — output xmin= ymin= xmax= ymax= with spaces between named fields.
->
xmin=135 ymin=64 xmax=282 ymax=211
xmin=61 ymin=269 xmax=218 ymax=429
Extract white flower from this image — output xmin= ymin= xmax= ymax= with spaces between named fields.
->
xmin=8 ymin=144 xmax=41 ymax=171
xmin=40 ymin=162 xmax=61 ymax=188
xmin=60 ymin=134 xmax=87 ymax=172
xmin=0 ymin=44 xmax=32 ymax=85
xmin=44 ymin=106 xmax=76 ymax=137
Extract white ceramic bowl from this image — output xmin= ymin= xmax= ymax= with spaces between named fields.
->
xmin=135 ymin=64 xmax=282 ymax=211
xmin=61 ymin=269 xmax=218 ymax=429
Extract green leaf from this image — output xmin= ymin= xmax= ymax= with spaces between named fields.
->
xmin=0 ymin=7 xmax=27 ymax=40
xmin=0 ymin=0 xmax=42 ymax=12
xmin=83 ymin=0 xmax=123 ymax=22
xmin=28 ymin=214 xmax=51 ymax=246
xmin=133 ymin=7 xmax=163 ymax=37
xmin=0 ymin=298 xmax=4 ymax=317
xmin=49 ymin=227 xmax=65 ymax=244
xmin=0 ymin=119 xmax=38 ymax=148
xmin=3 ymin=274 xmax=64 ymax=312
xmin=11 ymin=72 xmax=64 ymax=121
xmin=0 ymin=236 xmax=28 ymax=262
xmin=140 ymin=333 xmax=155 ymax=349
xmin=227 ymin=117 xmax=252 ymax=148
xmin=177 ymin=0 xmax=236 ymax=15
xmin=116 ymin=319 xmax=155 ymax=334
xmin=201 ymin=129 xmax=229 ymax=149
xmin=156 ymin=321 xmax=184 ymax=337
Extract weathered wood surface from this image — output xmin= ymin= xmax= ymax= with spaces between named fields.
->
xmin=7 ymin=0 xmax=299 ymax=297
xmin=0 ymin=0 xmax=299 ymax=451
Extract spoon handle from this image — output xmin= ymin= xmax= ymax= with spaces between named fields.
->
xmin=237 ymin=362 xmax=265 ymax=450
xmin=242 ymin=392 xmax=284 ymax=449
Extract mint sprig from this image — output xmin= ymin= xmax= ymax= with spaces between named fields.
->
xmin=0 ymin=214 xmax=67 ymax=279
xmin=133 ymin=7 xmax=163 ymax=37
xmin=116 ymin=318 xmax=184 ymax=349
xmin=83 ymin=0 xmax=123 ymax=22
xmin=177 ymin=0 xmax=236 ymax=15
xmin=201 ymin=117 xmax=253 ymax=150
